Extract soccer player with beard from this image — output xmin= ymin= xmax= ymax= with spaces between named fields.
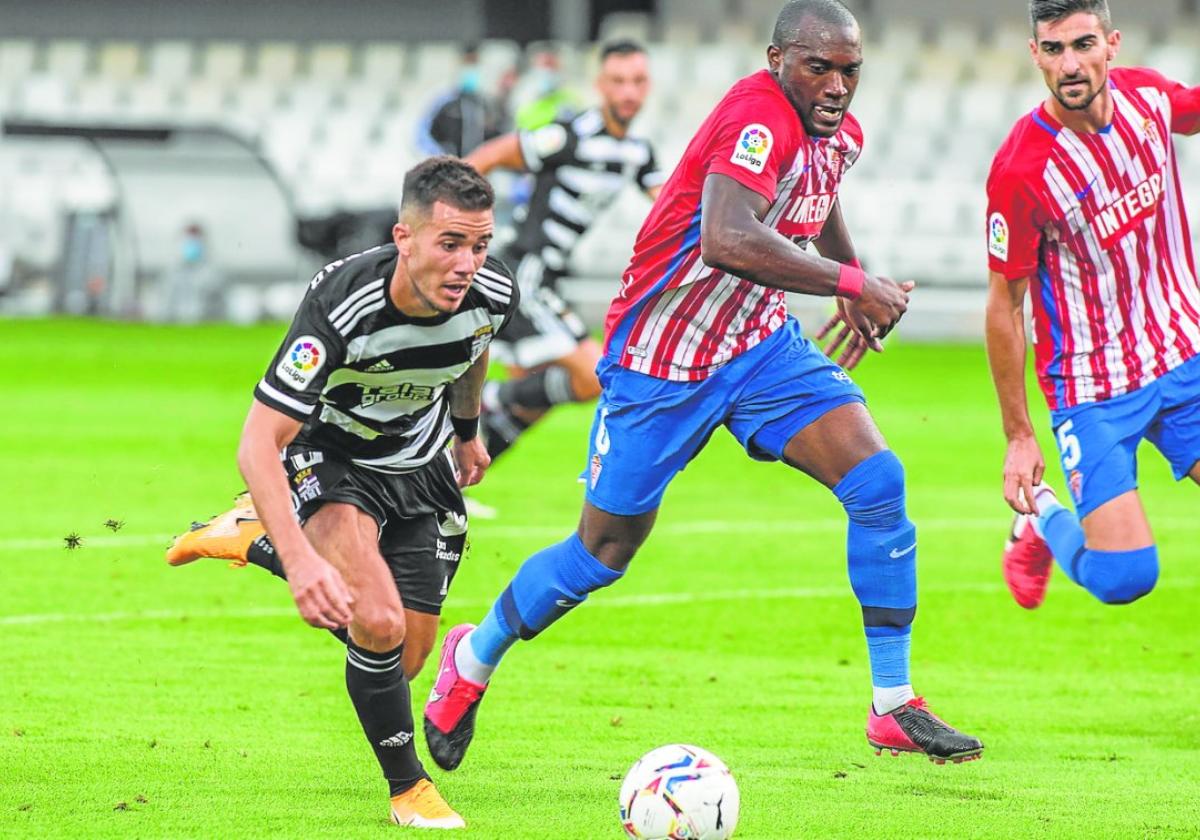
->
xmin=168 ymin=157 xmax=518 ymax=829
xmin=464 ymin=40 xmax=664 ymax=465
xmin=423 ymin=0 xmax=984 ymax=773
xmin=986 ymin=0 xmax=1200 ymax=610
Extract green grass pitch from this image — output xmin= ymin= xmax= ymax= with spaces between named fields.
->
xmin=1 ymin=318 xmax=1198 ymax=839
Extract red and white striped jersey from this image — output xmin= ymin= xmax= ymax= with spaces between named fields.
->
xmin=603 ymin=70 xmax=863 ymax=381
xmin=987 ymin=67 xmax=1200 ymax=410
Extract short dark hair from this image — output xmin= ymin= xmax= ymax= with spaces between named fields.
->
xmin=772 ymin=0 xmax=858 ymax=47
xmin=400 ymin=156 xmax=493 ymax=220
xmin=1029 ymin=0 xmax=1113 ymax=34
xmin=600 ymin=39 xmax=646 ymax=62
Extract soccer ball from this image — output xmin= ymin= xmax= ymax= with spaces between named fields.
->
xmin=619 ymin=744 xmax=740 ymax=840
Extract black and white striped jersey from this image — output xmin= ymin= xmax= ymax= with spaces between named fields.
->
xmin=254 ymin=245 xmax=518 ymax=473
xmin=512 ymin=108 xmax=663 ymax=276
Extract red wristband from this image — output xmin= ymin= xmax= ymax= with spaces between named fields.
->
xmin=836 ymin=263 xmax=865 ymax=300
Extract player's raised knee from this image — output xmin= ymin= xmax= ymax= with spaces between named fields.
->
xmin=1083 ymin=546 xmax=1159 ymax=605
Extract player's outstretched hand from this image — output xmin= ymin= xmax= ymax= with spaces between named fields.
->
xmin=285 ymin=548 xmax=354 ymax=630
xmin=453 ymin=435 xmax=491 ymax=488
xmin=857 ymin=275 xmax=913 ymax=341
xmin=816 ymin=299 xmax=869 ymax=369
xmin=1002 ymin=435 xmax=1046 ymax=515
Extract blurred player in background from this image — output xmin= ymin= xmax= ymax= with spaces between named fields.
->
xmin=465 ymin=39 xmax=664 ymax=465
xmin=986 ymin=0 xmax=1200 ymax=609
xmin=423 ymin=0 xmax=983 ymax=774
xmin=168 ymin=158 xmax=518 ymax=829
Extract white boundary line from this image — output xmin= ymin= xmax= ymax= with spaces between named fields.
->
xmin=0 ymin=579 xmax=1195 ymax=627
xmin=3 ymin=515 xmax=1196 ymax=553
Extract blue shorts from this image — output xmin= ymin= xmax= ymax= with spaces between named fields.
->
xmin=1050 ymin=354 xmax=1200 ymax=518
xmin=583 ymin=318 xmax=866 ymax=516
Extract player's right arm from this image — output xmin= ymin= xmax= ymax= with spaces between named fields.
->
xmin=464 ymin=133 xmax=526 ymax=175
xmin=984 ymin=134 xmax=1047 ymax=514
xmin=236 ymin=402 xmax=353 ymax=629
xmin=466 ymin=121 xmax=574 ymax=176
xmin=699 ymin=173 xmax=909 ymax=340
xmin=242 ymin=277 xmax=354 ymax=629
xmin=984 ymin=271 xmax=1043 ymax=515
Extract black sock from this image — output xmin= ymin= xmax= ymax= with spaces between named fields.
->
xmin=345 ymin=640 xmax=428 ymax=796
xmin=499 ymin=366 xmax=576 ymax=411
xmin=482 ymin=403 xmax=531 ymax=460
xmin=246 ymin=535 xmax=284 ymax=577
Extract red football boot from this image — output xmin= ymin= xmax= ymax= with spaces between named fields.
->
xmin=1003 ymin=513 xmax=1054 ymax=609
xmin=423 ymin=624 xmax=488 ymax=771
xmin=867 ymin=697 xmax=983 ymax=764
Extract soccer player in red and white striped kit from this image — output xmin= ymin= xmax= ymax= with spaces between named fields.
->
xmin=986 ymin=0 xmax=1200 ymax=609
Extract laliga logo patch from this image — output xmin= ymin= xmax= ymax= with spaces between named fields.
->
xmin=730 ymin=123 xmax=772 ymax=174
xmin=276 ymin=335 xmax=327 ymax=391
xmin=988 ymin=212 xmax=1009 ymax=261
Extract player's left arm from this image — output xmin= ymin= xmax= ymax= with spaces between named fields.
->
xmin=446 ymin=349 xmax=491 ymax=488
xmin=700 ymin=175 xmax=911 ymax=348
xmin=1170 ymin=83 xmax=1200 ymax=136
xmin=812 ymin=199 xmax=875 ymax=369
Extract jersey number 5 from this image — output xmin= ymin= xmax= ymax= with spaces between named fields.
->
xmin=1057 ymin=420 xmax=1082 ymax=470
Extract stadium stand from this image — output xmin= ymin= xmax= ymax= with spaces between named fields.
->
xmin=0 ymin=3 xmax=1198 ymax=333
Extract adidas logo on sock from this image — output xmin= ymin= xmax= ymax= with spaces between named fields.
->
xmin=379 ymin=730 xmax=413 ymax=748
xmin=366 ymin=359 xmax=393 ymax=372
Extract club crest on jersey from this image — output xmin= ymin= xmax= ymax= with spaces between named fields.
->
xmin=276 ymin=336 xmax=326 ymax=390
xmin=731 ymin=123 xmax=772 ymax=174
xmin=988 ymin=212 xmax=1009 ymax=261
xmin=828 ymin=149 xmax=844 ymax=182
xmin=470 ymin=324 xmax=494 ymax=361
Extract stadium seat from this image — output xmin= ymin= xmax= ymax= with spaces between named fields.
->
xmin=97 ymin=42 xmax=141 ymax=81
xmin=359 ymin=43 xmax=406 ymax=82
xmin=45 ymin=40 xmax=91 ymax=81
xmin=200 ymin=41 xmax=248 ymax=84
xmin=256 ymin=41 xmax=300 ymax=83
xmin=146 ymin=40 xmax=195 ymax=83
xmin=308 ymin=42 xmax=354 ymax=83
xmin=73 ymin=79 xmax=126 ymax=121
xmin=178 ymin=79 xmax=229 ymax=123
xmin=0 ymin=39 xmax=38 ymax=80
xmin=13 ymin=75 xmax=74 ymax=121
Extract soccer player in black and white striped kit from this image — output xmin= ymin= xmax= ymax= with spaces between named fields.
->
xmin=466 ymin=40 xmax=663 ymax=463
xmin=167 ymin=158 xmax=517 ymax=829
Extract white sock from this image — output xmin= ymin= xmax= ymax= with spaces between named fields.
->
xmin=873 ymin=684 xmax=915 ymax=715
xmin=453 ymin=630 xmax=496 ymax=685
xmin=1030 ymin=484 xmax=1064 ymax=537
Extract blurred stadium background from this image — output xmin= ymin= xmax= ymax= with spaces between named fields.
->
xmin=2 ymin=0 xmax=1198 ymax=337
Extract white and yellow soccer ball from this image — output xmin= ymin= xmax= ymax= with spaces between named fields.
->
xmin=619 ymin=744 xmax=740 ymax=840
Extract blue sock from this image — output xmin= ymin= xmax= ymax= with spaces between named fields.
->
xmin=833 ymin=451 xmax=917 ymax=690
xmin=470 ymin=533 xmax=623 ymax=666
xmin=1038 ymin=504 xmax=1086 ymax=584
xmin=1039 ymin=506 xmax=1158 ymax=604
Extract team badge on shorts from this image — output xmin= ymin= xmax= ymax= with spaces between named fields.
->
xmin=590 ymin=453 xmax=603 ymax=489
xmin=1068 ymin=469 xmax=1084 ymax=504
xmin=730 ymin=124 xmax=772 ymax=174
xmin=276 ymin=335 xmax=326 ymax=390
